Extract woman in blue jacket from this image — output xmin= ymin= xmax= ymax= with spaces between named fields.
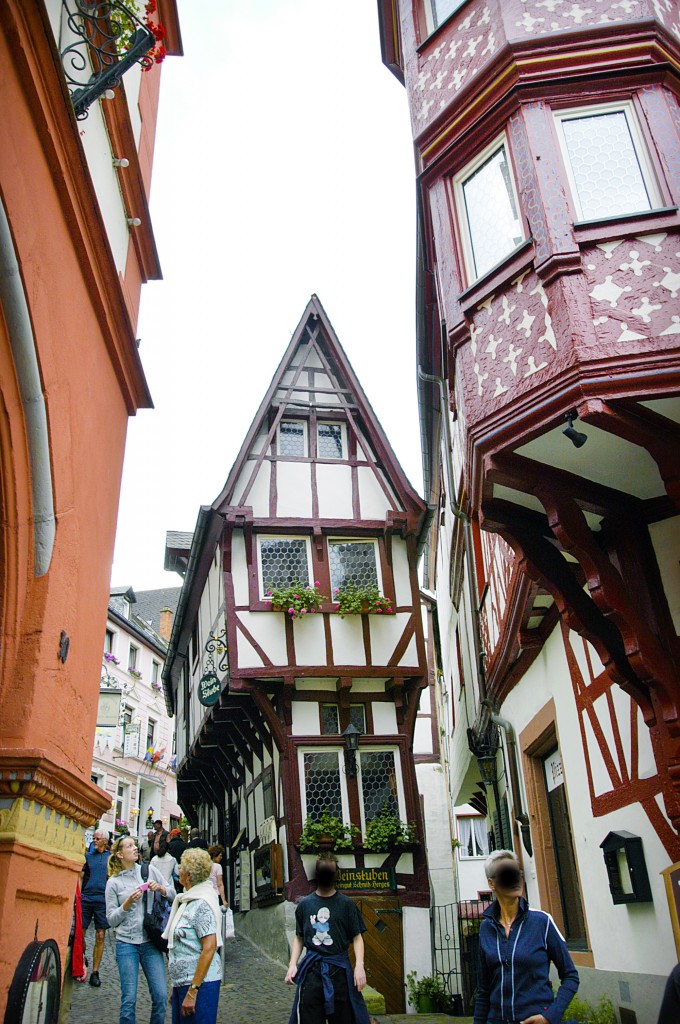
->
xmin=474 ymin=850 xmax=579 ymax=1024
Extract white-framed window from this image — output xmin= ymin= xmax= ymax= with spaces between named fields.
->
xmin=105 ymin=629 xmax=114 ymax=653
xmin=457 ymin=815 xmax=490 ymax=859
xmin=317 ymin=422 xmax=345 ymax=460
xmin=278 ymin=419 xmax=307 ymax=457
xmin=146 ymin=718 xmax=156 ymax=751
xmin=554 ymin=102 xmax=661 ymax=222
xmin=453 ymin=134 xmax=524 ymax=283
xmin=258 ymin=536 xmax=312 ymax=598
xmin=128 ymin=644 xmax=138 ymax=672
xmin=328 ymin=539 xmax=380 ymax=593
xmin=115 ymin=781 xmax=130 ymax=825
xmin=298 ymin=747 xmax=349 ymax=822
xmin=357 ymin=747 xmax=406 ymax=831
xmin=424 ymin=0 xmax=468 ymax=35
xmin=151 ymin=661 xmax=160 ymax=685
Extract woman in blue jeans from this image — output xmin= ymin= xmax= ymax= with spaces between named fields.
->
xmin=105 ymin=835 xmax=175 ymax=1024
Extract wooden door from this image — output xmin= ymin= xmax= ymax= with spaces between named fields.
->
xmin=352 ymin=895 xmax=405 ymax=1013
xmin=544 ymin=749 xmax=587 ymax=948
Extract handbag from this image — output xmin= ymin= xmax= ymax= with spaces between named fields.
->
xmin=223 ymin=907 xmax=235 ymax=941
xmin=140 ymin=863 xmax=172 ymax=953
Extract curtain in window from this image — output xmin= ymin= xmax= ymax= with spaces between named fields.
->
xmin=457 ymin=817 xmax=473 ymax=857
xmin=473 ymin=816 xmax=489 ymax=857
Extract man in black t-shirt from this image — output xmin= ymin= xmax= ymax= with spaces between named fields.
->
xmin=286 ymin=854 xmax=370 ymax=1024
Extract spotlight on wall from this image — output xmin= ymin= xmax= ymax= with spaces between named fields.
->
xmin=113 ymin=157 xmax=130 ymax=168
xmin=562 ymin=411 xmax=588 ymax=449
xmin=126 ymin=217 xmax=142 ymax=227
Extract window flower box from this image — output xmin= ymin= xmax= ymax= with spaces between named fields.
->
xmin=333 ymin=583 xmax=393 ymax=618
xmin=363 ymin=809 xmax=417 ymax=853
xmin=298 ymin=811 xmax=359 ymax=852
xmin=128 ymin=667 xmax=142 ymax=680
xmin=104 ymin=652 xmax=120 ymax=665
xmin=265 ymin=582 xmax=326 ymax=620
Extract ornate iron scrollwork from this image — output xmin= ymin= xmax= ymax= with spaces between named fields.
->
xmin=205 ymin=628 xmax=229 ymax=674
xmin=59 ymin=1 xmax=155 ymax=119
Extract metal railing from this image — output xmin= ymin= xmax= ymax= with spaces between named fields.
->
xmin=431 ymin=898 xmax=490 ymax=1016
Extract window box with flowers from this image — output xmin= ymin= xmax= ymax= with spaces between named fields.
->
xmin=115 ymin=0 xmax=168 ymax=67
xmin=298 ymin=810 xmax=359 ymax=852
xmin=115 ymin=819 xmax=130 ymax=834
xmin=151 ymin=680 xmax=163 ymax=695
xmin=128 ymin=667 xmax=143 ymax=680
xmin=104 ymin=652 xmax=120 ymax=666
xmin=363 ymin=808 xmax=417 ymax=853
xmin=264 ymin=582 xmax=327 ymax=620
xmin=333 ymin=583 xmax=393 ymax=618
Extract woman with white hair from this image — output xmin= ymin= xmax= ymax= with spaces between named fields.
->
xmin=163 ymin=848 xmax=223 ymax=1022
xmin=473 ymin=849 xmax=579 ymax=1024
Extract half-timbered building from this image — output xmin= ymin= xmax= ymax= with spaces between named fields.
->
xmin=163 ymin=296 xmax=435 ymax=1010
xmin=378 ymin=1 xmax=680 ymax=1020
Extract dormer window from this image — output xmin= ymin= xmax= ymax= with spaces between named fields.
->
xmin=329 ymin=540 xmax=380 ymax=592
xmin=317 ymin=422 xmax=345 ymax=460
xmin=259 ymin=536 xmax=311 ymax=598
xmin=278 ymin=420 xmax=307 ymax=457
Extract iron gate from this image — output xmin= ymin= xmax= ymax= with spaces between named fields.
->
xmin=431 ymin=899 xmax=490 ymax=1016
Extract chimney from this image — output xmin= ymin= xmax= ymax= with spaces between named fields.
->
xmin=159 ymin=607 xmax=173 ymax=642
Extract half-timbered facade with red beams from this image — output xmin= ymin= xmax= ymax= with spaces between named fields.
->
xmin=379 ymin=0 xmax=680 ymax=1018
xmin=163 ymin=296 xmax=432 ymax=1010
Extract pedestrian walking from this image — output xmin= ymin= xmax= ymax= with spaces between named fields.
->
xmin=285 ymin=853 xmax=369 ymax=1024
xmin=81 ymin=829 xmax=111 ymax=987
xmin=151 ymin=835 xmax=178 ymax=887
xmin=163 ymin=848 xmax=223 ymax=1023
xmin=208 ymin=845 xmax=227 ymax=907
xmin=473 ymin=849 xmax=579 ymax=1024
xmin=139 ymin=830 xmax=155 ymax=864
xmin=105 ymin=834 xmax=175 ymax=1024
xmin=657 ymin=962 xmax=680 ymax=1024
xmin=168 ymin=828 xmax=187 ymax=863
xmin=187 ymin=828 xmax=208 ymax=850
xmin=151 ymin=819 xmax=169 ymax=857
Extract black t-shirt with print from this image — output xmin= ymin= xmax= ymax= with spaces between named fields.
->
xmin=295 ymin=891 xmax=366 ymax=956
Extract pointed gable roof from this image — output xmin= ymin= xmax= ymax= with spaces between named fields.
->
xmin=212 ymin=294 xmax=425 ymax=532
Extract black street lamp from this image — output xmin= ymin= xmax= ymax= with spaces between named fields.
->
xmin=342 ymin=723 xmax=362 ymax=778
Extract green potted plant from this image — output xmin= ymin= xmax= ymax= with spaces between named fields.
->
xmin=406 ymin=971 xmax=448 ymax=1012
xmin=363 ymin=807 xmax=417 ymax=852
xmin=332 ymin=582 xmax=393 ymax=617
xmin=298 ymin=809 xmax=359 ymax=852
xmin=265 ymin=581 xmax=326 ymax=619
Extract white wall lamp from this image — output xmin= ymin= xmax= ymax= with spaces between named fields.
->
xmin=113 ymin=157 xmax=130 ymax=168
xmin=127 ymin=217 xmax=142 ymax=227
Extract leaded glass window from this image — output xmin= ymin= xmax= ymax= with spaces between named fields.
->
xmin=318 ymin=423 xmax=344 ymax=459
xmin=303 ymin=751 xmax=343 ymax=821
xmin=458 ymin=140 xmax=523 ymax=281
xmin=556 ymin=106 xmax=657 ymax=221
xmin=349 ymin=704 xmax=367 ymax=734
xmin=359 ymin=750 xmax=398 ymax=822
xmin=260 ymin=538 xmax=310 ymax=594
xmin=278 ymin=420 xmax=306 ymax=457
xmin=329 ymin=541 xmax=379 ymax=592
xmin=321 ymin=704 xmax=340 ymax=735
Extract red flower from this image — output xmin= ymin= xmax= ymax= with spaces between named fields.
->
xmin=145 ymin=0 xmax=157 ymax=12
xmin=152 ymin=24 xmax=165 ymax=40
xmin=154 ymin=45 xmax=167 ymax=63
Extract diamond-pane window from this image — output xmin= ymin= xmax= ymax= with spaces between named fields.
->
xmin=321 ymin=704 xmax=340 ymax=735
xmin=303 ymin=751 xmax=343 ymax=821
xmin=329 ymin=541 xmax=379 ymax=592
xmin=318 ymin=423 xmax=344 ymax=459
xmin=349 ymin=704 xmax=367 ymax=733
xmin=359 ymin=750 xmax=398 ymax=822
xmin=260 ymin=538 xmax=310 ymax=594
xmin=278 ymin=421 xmax=306 ymax=457
xmin=457 ymin=140 xmax=523 ymax=281
xmin=557 ymin=107 xmax=656 ymax=221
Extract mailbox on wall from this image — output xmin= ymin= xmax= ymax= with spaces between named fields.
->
xmin=600 ymin=831 xmax=652 ymax=904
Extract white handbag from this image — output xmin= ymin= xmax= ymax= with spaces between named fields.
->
xmin=223 ymin=907 xmax=235 ymax=941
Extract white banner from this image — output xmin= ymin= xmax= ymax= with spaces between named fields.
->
xmin=124 ymin=724 xmax=140 ymax=759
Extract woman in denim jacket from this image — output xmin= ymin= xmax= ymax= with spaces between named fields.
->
xmin=106 ymin=835 xmax=175 ymax=1024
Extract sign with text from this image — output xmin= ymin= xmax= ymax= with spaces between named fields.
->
xmin=97 ymin=689 xmax=122 ymax=728
xmin=123 ymin=723 xmax=140 ymax=759
xmin=198 ymin=670 xmax=220 ymax=707
xmin=336 ymin=867 xmax=396 ymax=891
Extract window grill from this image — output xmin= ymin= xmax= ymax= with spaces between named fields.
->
xmin=321 ymin=704 xmax=340 ymax=735
xmin=303 ymin=751 xmax=343 ymax=821
xmin=359 ymin=750 xmax=398 ymax=822
xmin=260 ymin=538 xmax=310 ymax=593
xmin=278 ymin=421 xmax=306 ymax=457
xmin=318 ymin=423 xmax=343 ymax=459
xmin=329 ymin=541 xmax=379 ymax=592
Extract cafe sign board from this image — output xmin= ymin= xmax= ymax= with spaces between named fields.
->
xmin=336 ymin=867 xmax=396 ymax=891
xmin=97 ymin=688 xmax=122 ymax=728
xmin=198 ymin=670 xmax=221 ymax=707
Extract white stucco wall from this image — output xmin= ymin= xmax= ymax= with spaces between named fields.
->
xmin=402 ymin=907 xmax=433 ymax=1013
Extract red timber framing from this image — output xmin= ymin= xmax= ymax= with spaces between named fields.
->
xmin=167 ymin=296 xmax=431 ymax=907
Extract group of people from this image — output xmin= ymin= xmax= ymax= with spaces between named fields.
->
xmin=79 ymin=823 xmax=228 ymax=1023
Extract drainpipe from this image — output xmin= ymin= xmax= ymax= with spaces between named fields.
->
xmin=482 ymin=700 xmax=533 ymax=857
xmin=0 ymin=197 xmax=55 ymax=576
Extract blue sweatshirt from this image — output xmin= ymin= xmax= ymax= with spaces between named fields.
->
xmin=473 ymin=897 xmax=579 ymax=1024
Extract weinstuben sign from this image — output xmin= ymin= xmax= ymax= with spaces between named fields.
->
xmin=336 ymin=867 xmax=396 ymax=891
xmin=198 ymin=670 xmax=220 ymax=707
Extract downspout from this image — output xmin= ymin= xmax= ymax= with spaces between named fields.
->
xmin=482 ymin=700 xmax=533 ymax=857
xmin=0 ymin=197 xmax=55 ymax=576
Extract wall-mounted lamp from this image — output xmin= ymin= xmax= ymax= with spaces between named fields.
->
xmin=342 ymin=722 xmax=363 ymax=779
xmin=127 ymin=217 xmax=142 ymax=227
xmin=113 ymin=157 xmax=130 ymax=168
xmin=477 ymin=753 xmax=498 ymax=786
xmin=563 ymin=411 xmax=588 ymax=449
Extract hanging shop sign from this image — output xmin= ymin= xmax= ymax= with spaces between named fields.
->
xmin=336 ymin=867 xmax=397 ymax=891
xmin=198 ymin=670 xmax=220 ymax=707
xmin=123 ymin=723 xmax=140 ymax=759
xmin=97 ymin=688 xmax=122 ymax=728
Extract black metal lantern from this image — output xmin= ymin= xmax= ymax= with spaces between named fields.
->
xmin=342 ymin=723 xmax=362 ymax=778
xmin=477 ymin=753 xmax=498 ymax=785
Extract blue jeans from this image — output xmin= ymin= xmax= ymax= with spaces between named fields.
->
xmin=115 ymin=940 xmax=167 ymax=1024
xmin=171 ymin=981 xmax=220 ymax=1024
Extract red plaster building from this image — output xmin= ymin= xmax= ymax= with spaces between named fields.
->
xmin=379 ymin=0 xmax=680 ymax=1018
xmin=0 ymin=1 xmax=180 ymax=1014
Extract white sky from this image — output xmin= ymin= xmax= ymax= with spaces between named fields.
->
xmin=112 ymin=0 xmax=420 ymax=591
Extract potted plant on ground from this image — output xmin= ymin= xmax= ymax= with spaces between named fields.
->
xmin=363 ymin=807 xmax=417 ymax=852
xmin=406 ymin=971 xmax=449 ymax=1013
xmin=333 ymin=582 xmax=393 ymax=617
xmin=265 ymin=581 xmax=326 ymax=619
xmin=298 ymin=809 xmax=359 ymax=852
